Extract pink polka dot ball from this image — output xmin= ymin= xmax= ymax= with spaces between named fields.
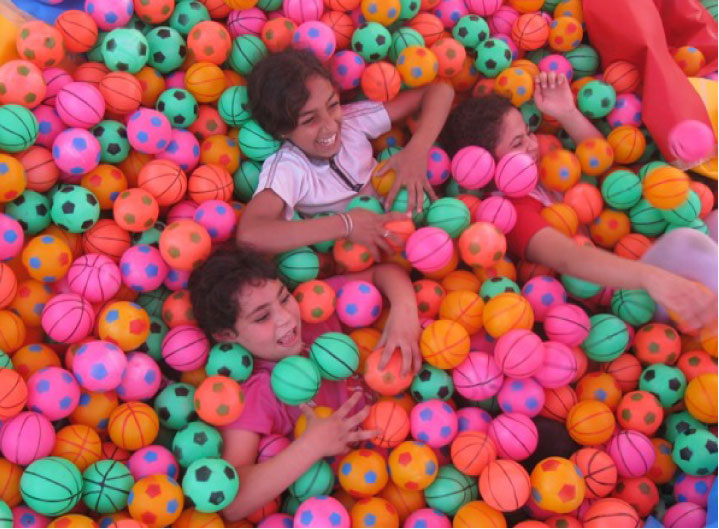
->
xmin=537 ymin=54 xmax=573 ymax=81
xmin=120 ymin=244 xmax=169 ymax=292
xmin=41 ymin=292 xmax=95 ymax=344
xmin=128 ymin=444 xmax=179 ymax=480
xmin=495 ymin=151 xmax=538 ymax=198
xmin=194 ymin=199 xmax=237 ymax=242
xmin=674 ymin=474 xmax=714 ymax=507
xmin=451 ymin=145 xmax=495 ymax=189
xmin=294 ymin=495 xmax=350 ymax=528
xmin=473 ymin=195 xmax=517 ymax=234
xmin=116 ymin=352 xmax=161 ymax=401
xmin=405 ymin=227 xmax=454 ymax=273
xmin=85 ymin=0 xmax=134 ymax=31
xmin=533 ymin=341 xmax=577 ymax=388
xmin=161 ymin=324 xmax=210 ymax=371
xmin=127 ymin=108 xmax=172 ymax=155
xmin=0 ymin=411 xmax=55 ymax=465
xmin=410 ymin=399 xmax=458 ymax=448
xmin=456 ymin=406 xmax=492 ymax=433
xmin=487 ymin=412 xmax=538 ymax=461
xmin=493 ymin=329 xmax=544 ymax=379
xmin=33 ymin=104 xmax=66 ymax=148
xmin=452 ymin=351 xmax=504 ymax=401
xmin=336 ymin=280 xmax=383 ymax=328
xmin=521 ymin=275 xmax=567 ymax=322
xmin=607 ymin=430 xmax=656 ymax=478
xmin=12 ymin=504 xmax=51 ymax=528
xmin=427 ymin=146 xmax=451 ymax=186
xmin=164 ymin=268 xmax=191 ymax=291
xmin=156 ymin=129 xmax=201 ymax=171
xmin=293 ymin=21 xmax=336 ymax=63
xmin=607 ymin=94 xmax=642 ymax=128
xmin=26 ymin=366 xmax=81 ymax=421
xmin=67 ymin=253 xmax=122 ymax=303
xmin=330 ymin=51 xmax=365 ymax=91
xmin=497 ymin=377 xmax=545 ymax=416
xmin=434 ymin=0 xmax=468 ymax=29
xmin=404 ymin=508 xmax=451 ymax=528
xmin=52 ymin=127 xmax=101 ymax=176
xmin=71 ymin=339 xmax=127 ymax=392
xmin=0 ymin=213 xmax=24 ymax=261
xmin=543 ymin=303 xmax=590 ymax=347
xmin=56 ymin=82 xmax=106 ymax=129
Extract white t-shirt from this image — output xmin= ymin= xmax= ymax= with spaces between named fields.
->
xmin=255 ymin=100 xmax=392 ymax=220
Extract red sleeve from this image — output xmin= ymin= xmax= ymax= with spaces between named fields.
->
xmin=506 ymin=197 xmax=551 ymax=261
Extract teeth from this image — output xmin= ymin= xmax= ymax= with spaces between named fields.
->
xmin=317 ymin=134 xmax=336 ymax=145
xmin=278 ymin=328 xmax=296 ymax=345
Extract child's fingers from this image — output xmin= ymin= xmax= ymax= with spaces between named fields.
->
xmin=344 ymin=405 xmax=371 ymax=429
xmin=398 ymin=341 xmax=413 ymax=377
xmin=424 ymin=180 xmax=438 ymax=201
xmin=411 ymin=341 xmax=423 ymax=375
xmin=298 ymin=403 xmax=315 ymax=417
xmin=347 ymin=429 xmax=381 ymax=443
xmin=336 ymin=391 xmax=363 ymax=419
xmin=377 ymin=341 xmax=395 ymax=370
xmin=383 ymin=211 xmax=413 ymax=223
xmin=383 ymin=180 xmax=403 ymax=211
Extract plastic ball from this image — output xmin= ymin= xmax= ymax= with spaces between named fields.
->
xmin=0 ymin=105 xmax=38 ymax=152
xmin=55 ymin=10 xmax=98 ymax=53
xmin=338 ymin=449 xmax=388 ymax=498
xmin=575 ymin=137 xmax=614 ymax=176
xmin=294 ymin=495 xmax=349 ymax=529
xmin=0 ymin=214 xmax=24 ymax=261
xmin=336 ymin=281 xmax=383 ymax=328
xmin=570 ymin=447 xmax=617 ymax=499
xmin=0 ymin=60 xmax=46 ymax=109
xmin=126 ymin=108 xmax=171 ymax=155
xmin=136 ymin=159 xmax=187 ymax=208
xmin=51 ymin=424 xmax=102 ymax=472
xmin=633 ymin=323 xmax=681 ymax=364
xmin=642 ymin=165 xmax=690 ymax=210
xmin=269 ymin=356 xmax=320 ymax=405
xmin=479 ymin=459 xmax=530 ymax=512
xmin=602 ymin=60 xmax=640 ymax=94
xmin=458 ymin=222 xmax=506 ymax=269
xmin=0 ymin=411 xmax=55 ymax=465
xmin=71 ymin=340 xmax=126 ymax=393
xmin=360 ymin=62 xmax=401 ymax=102
xmin=101 ymin=29 xmax=148 ymax=74
xmin=511 ymin=13 xmax=548 ymax=51
xmin=663 ymin=502 xmax=707 ymax=528
xmin=309 ymin=332 xmax=359 ymax=380
xmin=668 ymin=119 xmax=716 ymax=166
xmin=537 ymin=54 xmax=573 ymax=81
xmin=615 ymin=390 xmax=663 ymax=436
xmin=19 ymin=457 xmax=82 ymax=517
xmin=684 ymin=373 xmax=718 ymax=424
xmin=349 ymin=497 xmax=399 ymax=528
xmin=405 ymin=227 xmax=453 ymax=273
xmin=533 ymin=341 xmax=577 ymax=389
xmin=674 ymin=473 xmax=714 ymax=507
xmin=607 ymin=126 xmax=646 ymax=165
xmin=363 ymin=400 xmax=410 ymax=449
xmin=0 ymin=368 xmax=27 ymax=421
xmin=293 ymin=280 xmax=336 ymax=324
xmin=497 ymin=377 xmax=545 ymax=416
xmin=108 ymin=401 xmax=159 ymax=452
xmin=52 ymin=127 xmax=101 ymax=176
xmin=482 ymin=292 xmax=534 ymax=339
xmin=475 ymin=38 xmax=512 ymax=78
xmin=582 ymin=498 xmax=640 ymax=528
xmin=495 ymin=151 xmax=538 ymax=197
xmin=430 ymin=37 xmax=466 ymax=78
xmin=492 ymin=329 xmax=543 ymax=379
xmin=539 ymin=149 xmax=581 ymax=192
xmin=419 ymin=319 xmax=470 ymax=370
xmin=543 ymin=303 xmax=590 ymax=347
xmin=495 ymin=67 xmax=535 ymax=106
xmin=566 ymin=400 xmax=615 ymax=446
xmin=451 ymin=145 xmax=495 ymax=190
xmin=577 ymin=80 xmax=616 ymax=119
xmin=487 ymin=412 xmax=538 ymax=460
xmin=82 ymin=460 xmax=133 ymax=514
xmin=55 ymin=82 xmax=105 ymax=130
xmin=26 ymin=366 xmax=80 ymax=421
xmin=453 ymin=500 xmax=505 ymax=528
xmin=607 ymin=430 xmax=655 ymax=477
xmin=127 ymin=474 xmax=184 ymax=528
xmin=330 ymin=50 xmax=366 ymax=91
xmin=473 ymin=196 xmax=517 ymax=234
xmin=452 ymin=352 xmax=503 ymax=401
xmin=364 ymin=348 xmax=413 ymax=396
xmin=387 ymin=441 xmax=438 ymax=491
xmin=97 ymin=300 xmax=150 ymax=351
xmin=581 ymin=313 xmax=629 ymax=362
xmin=292 ymin=21 xmax=336 ymax=63
xmin=529 ymin=456 xmax=585 ymax=514
xmin=158 ymin=219 xmax=212 ymax=272
xmin=182 ymin=457 xmax=238 ymax=512
xmin=450 ymin=430 xmax=496 ymax=476
xmin=410 ymin=400 xmax=457 ymax=448
xmin=396 ymin=46 xmax=438 ymax=88
xmin=547 ymin=16 xmax=582 ymax=52
xmin=607 ymin=93 xmax=642 ymax=128
xmin=672 ymin=427 xmax=718 ymax=476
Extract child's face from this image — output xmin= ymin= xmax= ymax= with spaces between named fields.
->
xmin=226 ymin=279 xmax=303 ymax=361
xmin=494 ymin=107 xmax=539 ymax=162
xmin=286 ymin=75 xmax=342 ymax=159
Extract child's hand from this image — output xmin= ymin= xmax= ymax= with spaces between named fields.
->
xmin=347 ymin=209 xmax=409 ymax=261
xmin=533 ymin=72 xmax=576 ymax=121
xmin=377 ymin=303 xmax=422 ymax=376
xmin=297 ymin=392 xmax=378 ymax=458
xmin=377 ymin=146 xmax=438 ymax=214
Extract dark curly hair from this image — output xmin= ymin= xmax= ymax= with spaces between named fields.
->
xmin=439 ymin=94 xmax=514 ymax=158
xmin=189 ymin=245 xmax=278 ymax=339
xmin=247 ymin=49 xmax=333 ymax=139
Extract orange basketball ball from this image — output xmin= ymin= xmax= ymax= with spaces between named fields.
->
xmin=0 ymin=369 xmax=28 ymax=420
xmin=642 ymin=165 xmax=690 ymax=209
xmin=52 ymin=424 xmax=102 ymax=471
xmin=570 ymin=448 xmax=617 ymax=499
xmin=454 ymin=501 xmax=506 ymax=528
xmin=108 ymin=401 xmax=159 ymax=451
xmin=614 ymin=233 xmax=652 ymax=260
xmin=188 ymin=164 xmax=233 ymax=203
xmin=362 ymin=400 xmax=410 ymax=448
xmin=99 ymin=72 xmax=143 ymax=115
xmin=0 ymin=457 xmax=22 ymax=507
xmin=541 ymin=203 xmax=579 ymax=236
xmin=361 ymin=62 xmax=401 ymax=102
xmin=450 ymin=431 xmax=497 ymax=476
xmin=364 ymin=348 xmax=413 ymax=396
xmin=582 ymin=498 xmax=640 ymax=528
xmin=603 ymin=61 xmax=640 ymax=94
xmin=479 ymin=459 xmax=531 ymax=512
xmin=185 ymin=62 xmax=226 ymax=103
xmin=607 ymin=126 xmax=646 ymax=164
xmin=564 ymin=182 xmax=603 ymax=224
xmin=482 ymin=292 xmax=534 ymax=339
xmin=511 ymin=13 xmax=549 ymax=51
xmin=55 ymin=10 xmax=98 ymax=53
xmin=438 ymin=290 xmax=484 ymax=335
xmin=138 ymin=159 xmax=188 ymax=207
xmin=566 ymin=399 xmax=616 ymax=445
xmin=419 ymin=319 xmax=470 ymax=369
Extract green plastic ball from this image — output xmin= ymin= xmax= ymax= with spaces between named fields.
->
xmin=664 ymin=410 xmax=709 ymax=444
xmin=126 ymin=14 xmax=152 ymax=34
xmin=183 ymin=458 xmax=239 ymax=512
xmin=0 ymin=350 xmax=12 ymax=369
xmin=276 ymin=246 xmax=319 ymax=287
xmin=102 ymin=29 xmax=149 ymax=74
xmin=233 ymin=159 xmax=261 ymax=202
xmin=561 ymin=274 xmax=602 ymax=298
xmin=474 ymin=38 xmax=512 ymax=78
xmin=702 ymin=0 xmax=718 ymax=19
xmin=82 ymin=460 xmax=134 ymax=514
xmin=137 ymin=315 xmax=168 ymax=360
xmin=672 ymin=428 xmax=718 ymax=476
xmin=271 ymin=356 xmax=321 ymax=405
xmin=388 ymin=27 xmax=424 ymax=62
xmin=397 ymin=0 xmax=421 ymax=20
xmin=377 ymin=145 xmax=402 ymax=161
xmin=169 ymin=0 xmax=210 ymax=37
xmin=218 ymin=85 xmax=251 ymax=128
xmin=288 ymin=460 xmax=335 ymax=502
xmin=0 ymin=104 xmax=38 ymax=152
xmin=390 ymin=188 xmax=430 ymax=224
xmin=480 ymin=276 xmax=520 ymax=302
xmin=50 ymin=184 xmax=100 ymax=233
xmin=526 ymin=48 xmax=553 ymax=64
xmin=282 ymin=492 xmax=301 ymax=516
xmin=661 ymin=190 xmax=701 ymax=226
xmin=557 ymin=128 xmax=576 ymax=151
xmin=411 ymin=364 xmax=454 ymax=402
xmin=611 ymin=289 xmax=656 ymax=326
xmin=452 ymin=14 xmax=489 ymax=49
xmin=424 ymin=464 xmax=478 ymax=515
xmin=156 ymin=88 xmax=198 ymax=129
xmin=154 ymin=382 xmax=197 ymax=430
xmin=309 ymin=332 xmax=360 ymax=381
xmin=629 ymin=199 xmax=668 ymax=237
xmin=87 ymin=31 xmax=108 ymax=62
xmin=172 ymin=421 xmax=223 ymax=468
xmin=20 ymin=457 xmax=83 ymax=516
xmin=563 ymin=44 xmax=599 ymax=78
xmin=636 ymin=129 xmax=659 ymax=164
xmin=577 ymin=80 xmax=616 ymax=119
xmin=426 ymin=197 xmax=470 ymax=238
xmin=146 ymin=27 xmax=187 ymax=74
xmin=601 ymin=169 xmax=642 ymax=210
xmin=206 ymin=342 xmax=254 ymax=382
xmin=638 ymin=161 xmax=668 ymax=181
xmin=581 ymin=313 xmax=629 ymax=362
xmin=92 ymin=120 xmax=130 ymax=164
xmin=229 ymin=35 xmax=268 ymax=75
xmin=5 ymin=190 xmax=51 ymax=235
xmin=0 ymin=500 xmax=10 ymax=528
xmin=665 ymin=218 xmax=709 ymax=236
xmin=639 ymin=364 xmax=687 ymax=408
xmin=351 ymin=22 xmax=392 ymax=62
xmin=135 ymin=285 xmax=170 ymax=318
xmin=238 ymin=119 xmax=280 ymax=161
xmin=520 ymin=100 xmax=542 ymax=132
xmin=541 ymin=0 xmax=562 ymax=12
xmin=132 ymin=221 xmax=165 ymax=248
xmin=347 ymin=195 xmax=385 ymax=214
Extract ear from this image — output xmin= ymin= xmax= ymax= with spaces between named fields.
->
xmin=212 ymin=329 xmax=238 ymax=343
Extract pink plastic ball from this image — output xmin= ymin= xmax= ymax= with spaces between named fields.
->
xmin=456 ymin=406 xmax=492 ymax=433
xmin=497 ymin=377 xmax=545 ymax=416
xmin=404 ymin=509 xmax=451 ymax=528
xmin=227 ymin=7 xmax=267 ymax=39
xmin=452 ymin=351 xmax=504 ymax=401
xmin=495 ymin=151 xmax=538 ymax=197
xmin=434 ymin=0 xmax=468 ymax=29
xmin=167 ymin=200 xmax=200 ymax=223
xmin=488 ymin=5 xmax=519 ymax=35
xmin=116 ymin=352 xmax=161 ymax=401
xmin=12 ymin=505 xmax=51 ymax=528
xmin=469 ymin=328 xmax=496 ymax=354
xmin=56 ymin=81 xmax=106 ymax=129
xmin=165 ymin=71 xmax=185 ymax=89
xmin=164 ymin=268 xmax=191 ymax=291
xmin=663 ymin=502 xmax=706 ymax=528
xmin=496 ymin=33 xmax=519 ymax=60
xmin=161 ymin=324 xmax=210 ymax=371
xmin=493 ymin=329 xmax=544 ymax=378
xmin=451 ymin=145 xmax=495 ymax=189
xmin=0 ymin=213 xmax=24 ymax=261
xmin=42 ymin=68 xmax=73 ymax=107
xmin=26 ymin=366 xmax=80 ymax=420
xmin=336 ymin=280 xmax=383 ymax=328
xmin=533 ymin=341 xmax=577 ymax=388
xmin=127 ymin=108 xmax=172 ymax=155
xmin=473 ymin=195 xmax=517 ymax=234
xmin=258 ymin=514 xmax=294 ymax=528
xmin=405 ymin=227 xmax=454 ymax=273
xmin=521 ymin=275 xmax=567 ymax=322
xmin=668 ymin=119 xmax=716 ymax=165
xmin=543 ymin=303 xmax=590 ymax=347
xmin=487 ymin=412 xmax=538 ymax=461
xmin=607 ymin=430 xmax=655 ymax=477
xmin=466 ymin=0 xmax=502 ymax=16
xmin=426 ymin=146 xmax=451 ymax=186
xmin=293 ymin=21 xmax=336 ymax=63
xmin=67 ymin=253 xmax=122 ymax=303
xmin=410 ymin=399 xmax=458 ymax=448
xmin=52 ymin=127 xmax=101 ymax=176
xmin=330 ymin=50 xmax=365 ymax=92
xmin=156 ymin=129 xmax=201 ymax=171
xmin=0 ymin=411 xmax=55 ymax=465
xmin=674 ymin=474 xmax=714 ymax=507
xmin=119 ymin=244 xmax=169 ymax=292
xmin=537 ymin=54 xmax=574 ymax=81
xmin=41 ymin=292 xmax=95 ymax=344
xmin=194 ymin=199 xmax=236 ymax=242
xmin=127 ymin=444 xmax=179 ymax=480
xmin=72 ymin=339 xmax=127 ymax=392
xmin=33 ymin=104 xmax=66 ymax=148
xmin=294 ymin=495 xmax=349 ymax=528
xmin=283 ymin=0 xmax=324 ymax=25
xmin=85 ymin=0 xmax=134 ymax=31
xmin=607 ymin=93 xmax=642 ymax=128
xmin=258 ymin=434 xmax=291 ymax=463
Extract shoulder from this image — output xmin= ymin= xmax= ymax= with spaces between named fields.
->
xmin=261 ymin=143 xmax=311 ymax=175
xmin=341 ymin=101 xmax=389 ymax=126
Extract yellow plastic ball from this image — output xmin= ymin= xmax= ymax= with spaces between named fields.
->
xmin=0 ymin=154 xmax=26 ymax=202
xmin=419 ymin=319 xmax=470 ymax=369
xmin=589 ymin=209 xmax=631 ymax=249
xmin=128 ymin=474 xmax=184 ymax=528
xmin=575 ymin=137 xmax=614 ymax=176
xmin=350 ymin=496 xmax=400 ymax=528
xmin=642 ymin=165 xmax=690 ymax=210
xmin=97 ymin=301 xmax=151 ymax=351
xmin=339 ymin=449 xmax=389 ymax=498
xmin=566 ymin=400 xmax=616 ymax=445
xmin=21 ymin=234 xmax=72 ymax=283
xmin=199 ymin=134 xmax=241 ymax=173
xmin=185 ymin=62 xmax=226 ymax=103
xmin=673 ymin=46 xmax=706 ymax=76
xmin=529 ymin=457 xmax=586 ymax=514
xmin=482 ymin=292 xmax=534 ymax=339
xmin=684 ymin=373 xmax=717 ymax=424
xmin=494 ymin=67 xmax=534 ymax=106
xmin=539 ymin=149 xmax=581 ymax=192
xmin=541 ymin=203 xmax=579 ymax=236
xmin=607 ymin=126 xmax=646 ymax=164
xmin=548 ymin=16 xmax=583 ymax=52
xmin=396 ymin=46 xmax=438 ymax=88
xmin=361 ymin=0 xmax=401 ymax=26
xmin=438 ymin=290 xmax=484 ymax=335
xmin=388 ymin=441 xmax=438 ymax=491
xmin=453 ymin=500 xmax=506 ymax=528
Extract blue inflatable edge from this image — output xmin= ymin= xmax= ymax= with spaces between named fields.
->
xmin=10 ymin=0 xmax=84 ymax=24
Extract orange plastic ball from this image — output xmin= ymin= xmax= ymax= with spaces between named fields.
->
xmin=361 ymin=62 xmax=401 ymax=102
xmin=371 ymin=160 xmax=397 ymax=197
xmin=511 ymin=13 xmax=549 ymax=51
xmin=188 ymin=163 xmax=233 ymax=203
xmin=194 ymin=375 xmax=245 ymax=426
xmin=458 ymin=222 xmax=506 ymax=268
xmin=333 ymin=239 xmax=375 ymax=273
xmin=162 ymin=290 xmax=197 ymax=328
xmin=541 ymin=385 xmax=578 ymax=422
xmin=55 ymin=10 xmax=98 ymax=53
xmin=396 ymin=46 xmax=438 ymax=88
xmin=633 ymin=323 xmax=681 ymax=364
xmin=541 ymin=203 xmax=579 ymax=236
xmin=74 ymin=62 xmax=109 ymax=86
xmin=494 ymin=67 xmax=534 ymax=106
xmin=614 ymin=233 xmax=652 ymax=260
xmin=530 ymin=457 xmax=586 ymax=514
xmin=159 ymin=219 xmax=212 ymax=271
xmin=570 ymin=448 xmax=617 ymax=499
xmin=676 ymin=350 xmax=717 ymax=381
xmin=98 ymin=301 xmax=151 ymax=351
xmin=582 ymin=498 xmax=640 ymax=528
xmin=0 ymin=368 xmax=27 ymax=421
xmin=261 ymin=17 xmax=297 ymax=53
xmin=607 ymin=126 xmax=646 ymax=164
xmin=575 ymin=372 xmax=622 ymax=410
xmin=16 ymin=21 xmax=65 ymax=68
xmin=99 ymin=72 xmax=143 ymax=115
xmin=420 ymin=319 xmax=470 ymax=369
xmin=616 ymin=390 xmax=663 ymax=436
xmin=482 ymin=292 xmax=534 ymax=339
xmin=0 ymin=458 xmax=22 ymax=507
xmin=128 ymin=474 xmax=184 ymax=528
xmin=21 ymin=234 xmax=71 ymax=283
xmin=363 ymin=400 xmax=410 ymax=449
xmin=17 ymin=146 xmax=59 ymax=193
xmin=321 ymin=11 xmax=354 ymax=50
xmin=108 ymin=401 xmax=159 ymax=451
xmin=575 ymin=137 xmax=614 ymax=176
xmin=673 ymin=46 xmax=706 ymax=76
xmin=684 ymin=373 xmax=718 ymax=423
xmin=137 ymin=159 xmax=187 ymax=207
xmin=454 ymin=501 xmax=506 ymax=528
xmin=0 ymin=263 xmax=17 ymax=310
xmin=379 ymin=480 xmax=425 ymax=524
xmin=602 ymin=61 xmax=640 ymax=94
xmin=589 ymin=209 xmax=631 ymax=249
xmin=339 ymin=449 xmax=389 ymax=498
xmin=450 ymin=431 xmax=496 ymax=476
xmin=405 ymin=13 xmax=444 ymax=46
xmin=440 ymin=270 xmax=480 ymax=293
xmin=49 ymin=514 xmax=98 ymax=528
xmin=52 ymin=424 xmax=102 ymax=471
xmin=69 ymin=390 xmax=119 ymax=432
xmin=364 ymin=348 xmax=413 ymax=396
xmin=200 ymin=135 xmax=241 ymax=173
xmin=647 ymin=438 xmax=676 ymax=485
xmin=134 ymin=67 xmax=166 ymax=107
xmin=349 ymin=327 xmax=381 ymax=374
xmin=642 ymin=165 xmax=690 ymax=210
xmin=9 ymin=279 xmax=53 ymax=327
xmin=384 ymin=219 xmax=415 ymax=254
xmin=565 ymin=399 xmax=615 ymax=446
xmin=82 ymin=164 xmax=128 ymax=210
xmin=539 ymin=149 xmax=581 ymax=192
xmin=10 ymin=342 xmax=60 ymax=379
xmin=112 ymin=188 xmax=160 ymax=233
xmin=82 ymin=220 xmax=131 ymax=262
xmin=430 ymin=38 xmax=466 ymax=78
xmin=293 ymin=280 xmax=336 ymax=324
xmin=187 ymin=21 xmax=231 ymax=65
xmin=387 ymin=440 xmax=438 ymax=491
xmin=0 ymin=60 xmax=46 ymax=108
xmin=547 ymin=16 xmax=583 ymax=52
xmin=438 ymin=290 xmax=484 ymax=335
xmin=172 ymin=508 xmax=224 ymax=528
xmin=479 ymin=459 xmax=531 ymax=512
xmin=453 ymin=56 xmax=480 ymax=93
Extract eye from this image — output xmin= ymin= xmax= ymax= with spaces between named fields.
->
xmin=329 ymin=100 xmax=340 ymax=108
xmin=301 ymin=116 xmax=315 ymax=125
xmin=281 ymin=291 xmax=292 ymax=304
xmin=254 ymin=312 xmax=269 ymax=323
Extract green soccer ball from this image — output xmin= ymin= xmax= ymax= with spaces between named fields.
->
xmin=474 ymin=38 xmax=512 ymax=78
xmin=137 ymin=315 xmax=168 ymax=360
xmin=639 ymin=364 xmax=687 ymax=408
xmin=664 ymin=410 xmax=709 ymax=444
xmin=92 ymin=120 xmax=130 ymax=164
xmin=183 ymin=458 xmax=239 ymax=512
xmin=50 ymin=184 xmax=100 ymax=233
xmin=102 ymin=28 xmax=149 ymax=74
xmin=169 ymin=0 xmax=210 ymax=37
xmin=288 ymin=460 xmax=335 ymax=502
xmin=309 ymin=332 xmax=359 ymax=381
xmin=520 ymin=100 xmax=542 ymax=131
xmin=172 ymin=421 xmax=223 ymax=468
xmin=452 ymin=14 xmax=489 ymax=49
xmin=390 ymin=188 xmax=430 ymax=225
xmin=82 ymin=460 xmax=134 ymax=513
xmin=480 ymin=276 xmax=521 ymax=303
xmin=411 ymin=364 xmax=454 ymax=402
xmin=424 ymin=465 xmax=478 ymax=515
xmin=5 ymin=190 xmax=51 ymax=235
xmin=581 ymin=313 xmax=629 ymax=362
xmin=351 ymin=23 xmax=392 ymax=62
xmin=672 ymin=428 xmax=718 ymax=476
xmin=271 ymin=356 xmax=321 ymax=405
xmin=20 ymin=457 xmax=83 ymax=516
xmin=0 ymin=500 xmax=10 ymax=528
xmin=206 ymin=342 xmax=254 ymax=382
xmin=154 ymin=382 xmax=197 ymax=430
xmin=156 ymin=89 xmax=198 ymax=129
xmin=611 ymin=289 xmax=656 ymax=326
xmin=577 ymin=80 xmax=616 ymax=119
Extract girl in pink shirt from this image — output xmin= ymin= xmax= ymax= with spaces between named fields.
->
xmin=188 ymin=245 xmax=419 ymax=522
